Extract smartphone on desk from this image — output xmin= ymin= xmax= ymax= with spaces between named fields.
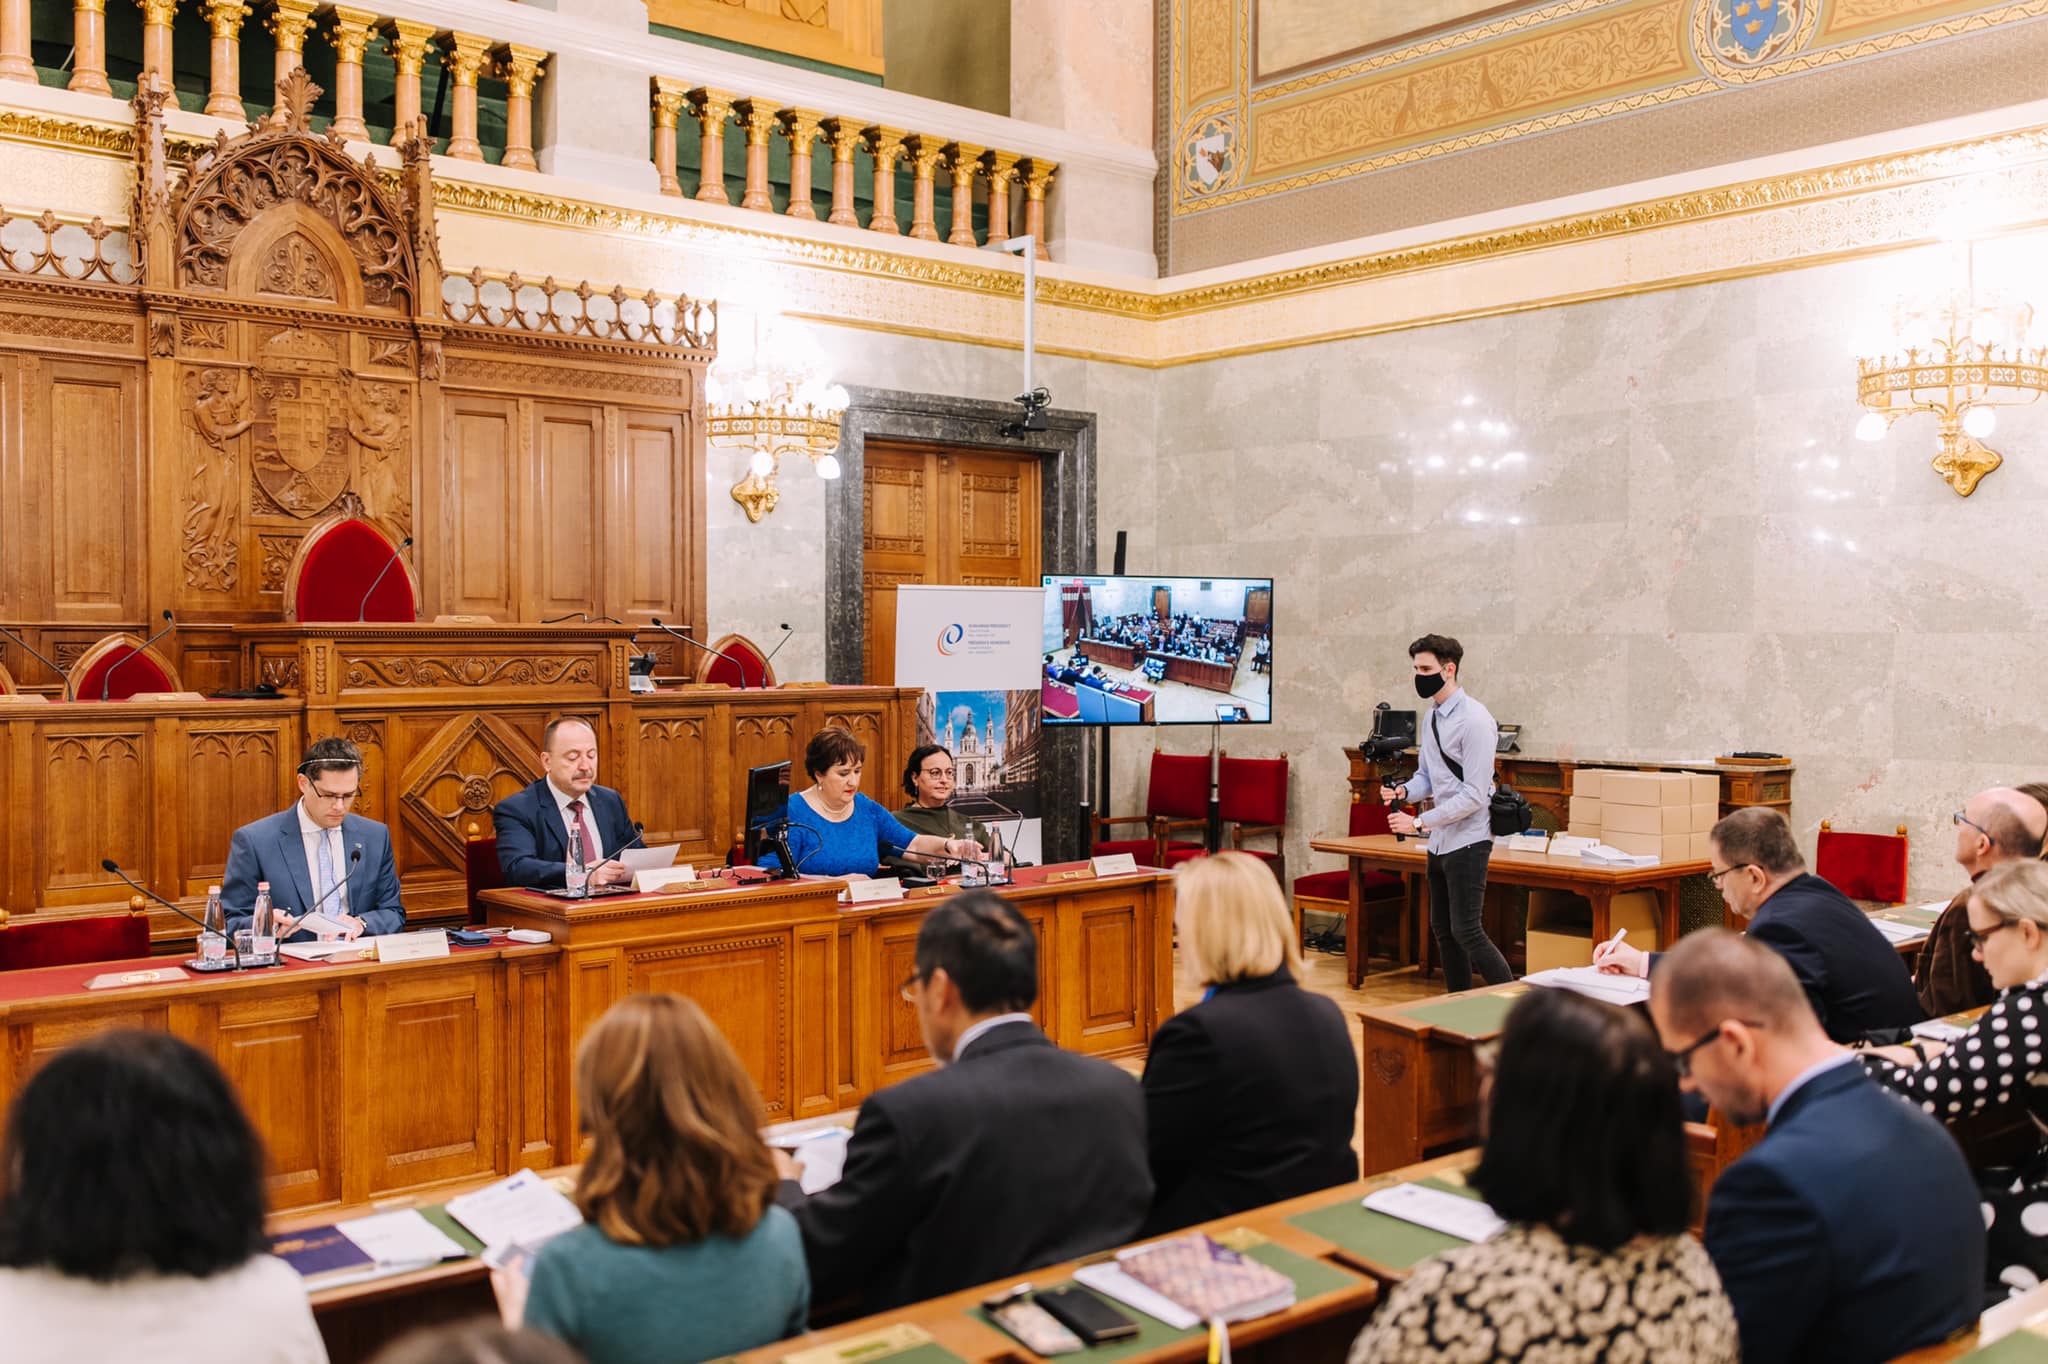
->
xmin=1035 ymin=1286 xmax=1140 ymax=1345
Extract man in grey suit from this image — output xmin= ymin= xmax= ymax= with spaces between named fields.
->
xmin=222 ymin=736 xmax=407 ymax=941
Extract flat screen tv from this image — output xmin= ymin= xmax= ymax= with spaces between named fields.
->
xmin=1041 ymin=575 xmax=1273 ymax=726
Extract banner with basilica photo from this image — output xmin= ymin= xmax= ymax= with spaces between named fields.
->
xmin=892 ymin=586 xmax=1046 ymax=866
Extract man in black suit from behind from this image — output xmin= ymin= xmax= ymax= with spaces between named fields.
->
xmin=777 ymin=890 xmax=1151 ymax=1313
xmin=493 ymin=716 xmax=639 ymax=889
xmin=1649 ymin=929 xmax=1981 ymax=1364
xmin=1599 ymin=807 xmax=1923 ymax=1043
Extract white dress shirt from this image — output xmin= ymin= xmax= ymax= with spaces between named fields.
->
xmin=295 ymin=802 xmax=350 ymax=918
xmin=951 ymin=1012 xmax=1035 ymax=1063
xmin=549 ymin=779 xmax=604 ymax=863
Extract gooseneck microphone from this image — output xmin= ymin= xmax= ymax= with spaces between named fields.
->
xmin=101 ymin=609 xmax=175 ymax=701
xmin=101 ymin=857 xmax=246 ymax=971
xmin=647 ymin=619 xmax=756 ymax=689
xmin=581 ymin=822 xmax=647 ymax=891
xmin=761 ymin=622 xmax=796 ymax=675
xmin=356 ymin=536 xmax=415 ymax=622
xmin=0 ymin=624 xmax=71 ymax=699
xmin=297 ymin=844 xmax=365 ymax=928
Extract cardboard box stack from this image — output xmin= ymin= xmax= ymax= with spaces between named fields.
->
xmin=1587 ymin=770 xmax=1719 ymax=861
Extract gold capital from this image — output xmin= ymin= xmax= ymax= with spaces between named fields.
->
xmin=732 ymin=97 xmax=781 ymax=145
xmin=265 ymin=0 xmax=315 ymax=49
xmin=203 ymin=0 xmax=249 ymax=38
xmin=865 ymin=125 xmax=906 ymax=171
xmin=982 ymin=149 xmax=1022 ymax=185
xmin=651 ymin=75 xmax=689 ymax=127
xmin=780 ymin=108 xmax=824 ymax=148
xmin=1021 ymin=156 xmax=1057 ymax=199
xmin=384 ymin=18 xmax=436 ymax=75
xmin=137 ymin=0 xmax=179 ymax=28
xmin=820 ymin=115 xmax=865 ymax=161
xmin=500 ymin=42 xmax=546 ymax=98
xmin=441 ymin=31 xmax=491 ymax=84
xmin=687 ymin=86 xmax=734 ymax=129
xmin=327 ymin=5 xmax=378 ymax=60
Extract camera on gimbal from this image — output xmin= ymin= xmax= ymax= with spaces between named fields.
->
xmin=1359 ymin=701 xmax=1418 ymax=761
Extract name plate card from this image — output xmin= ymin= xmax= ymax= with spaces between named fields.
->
xmin=375 ymin=930 xmax=451 ymax=963
xmin=841 ymin=877 xmax=906 ymax=905
xmin=85 ymin=967 xmax=189 ymax=990
xmin=1090 ymin=853 xmax=1138 ymax=876
xmin=633 ymin=865 xmax=699 ymax=893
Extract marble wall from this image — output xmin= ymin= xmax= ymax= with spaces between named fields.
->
xmin=1140 ymin=246 xmax=2048 ymax=902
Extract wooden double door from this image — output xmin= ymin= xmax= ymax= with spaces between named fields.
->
xmin=862 ymin=442 xmax=1042 ymax=685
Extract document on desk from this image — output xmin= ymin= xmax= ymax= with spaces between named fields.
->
xmin=1523 ymin=966 xmax=1651 ymax=1006
xmin=618 ymin=844 xmax=680 ymax=872
xmin=444 ymin=1169 xmax=584 ymax=1252
xmin=335 ymin=1209 xmax=468 ymax=1267
xmin=773 ymin=1125 xmax=854 ymax=1194
xmin=1869 ymin=917 xmax=1931 ymax=946
xmin=280 ymin=940 xmax=375 ymax=961
xmin=1912 ymin=1018 xmax=1973 ymax=1043
xmin=1362 ymin=1183 xmax=1505 ymax=1243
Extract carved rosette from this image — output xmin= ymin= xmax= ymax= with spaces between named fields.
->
xmin=342 ymin=656 xmax=598 ymax=689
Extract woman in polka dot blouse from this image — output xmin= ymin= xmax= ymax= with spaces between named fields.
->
xmin=1863 ymin=859 xmax=2048 ymax=1300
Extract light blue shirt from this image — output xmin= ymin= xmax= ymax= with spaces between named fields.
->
xmin=1401 ymin=686 xmax=1499 ymax=856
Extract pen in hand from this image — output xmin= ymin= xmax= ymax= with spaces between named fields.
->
xmin=1591 ymin=927 xmax=1627 ymax=965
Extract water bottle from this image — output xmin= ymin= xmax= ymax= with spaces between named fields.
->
xmin=566 ymin=824 xmax=588 ymax=897
xmin=252 ymin=881 xmax=276 ymax=960
xmin=199 ymin=884 xmax=227 ymax=965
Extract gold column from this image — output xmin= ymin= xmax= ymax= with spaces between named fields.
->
xmin=903 ymin=133 xmax=946 ymax=242
xmin=69 ymin=0 xmax=112 ymax=96
xmin=440 ymin=31 xmax=491 ymax=161
xmin=266 ymin=0 xmax=316 ymax=84
xmin=385 ymin=18 xmax=437 ymax=140
xmin=687 ymin=87 xmax=733 ymax=205
xmin=0 ymin=0 xmax=34 ymax=82
xmin=983 ymin=150 xmax=1019 ymax=245
xmin=864 ymin=125 xmax=905 ymax=234
xmin=326 ymin=7 xmax=376 ymax=139
xmin=135 ymin=0 xmax=178 ymax=94
xmin=650 ymin=77 xmax=687 ymax=197
xmin=201 ymin=0 xmax=250 ymax=116
xmin=820 ymin=116 xmax=863 ymax=227
xmin=944 ymin=141 xmax=981 ymax=247
xmin=779 ymin=109 xmax=822 ymax=220
xmin=499 ymin=43 xmax=545 ymax=172
xmin=732 ymin=98 xmax=778 ymax=212
xmin=1020 ymin=156 xmax=1056 ymax=260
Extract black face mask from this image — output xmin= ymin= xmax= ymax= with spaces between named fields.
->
xmin=1414 ymin=672 xmax=1447 ymax=699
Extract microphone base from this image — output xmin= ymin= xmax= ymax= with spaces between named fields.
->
xmin=184 ymin=955 xmax=284 ymax=973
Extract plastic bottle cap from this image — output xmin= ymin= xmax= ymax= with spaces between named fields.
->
xmin=208 ymin=885 xmax=221 ymax=893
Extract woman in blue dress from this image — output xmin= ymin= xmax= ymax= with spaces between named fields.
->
xmin=768 ymin=728 xmax=981 ymax=877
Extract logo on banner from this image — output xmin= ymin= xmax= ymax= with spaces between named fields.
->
xmin=936 ymin=623 xmax=966 ymax=656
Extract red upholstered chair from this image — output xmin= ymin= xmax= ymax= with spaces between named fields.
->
xmin=0 ymin=899 xmax=152 ymax=971
xmin=69 ymin=634 xmax=180 ymax=702
xmin=464 ymin=821 xmax=505 ymax=926
xmin=1220 ymin=754 xmax=1290 ymax=885
xmin=0 ymin=659 xmax=16 ymax=694
xmin=1816 ymin=821 xmax=1909 ymax=905
xmin=1292 ymin=801 xmax=1407 ymax=968
xmin=1092 ymin=751 xmax=1210 ymax=867
xmin=285 ymin=515 xmax=419 ymax=623
xmin=692 ymin=633 xmax=775 ymax=688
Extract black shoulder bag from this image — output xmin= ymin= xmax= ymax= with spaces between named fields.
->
xmin=1433 ymin=710 xmax=1534 ymax=837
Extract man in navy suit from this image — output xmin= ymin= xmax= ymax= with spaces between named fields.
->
xmin=1650 ymin=929 xmax=1982 ymax=1364
xmin=222 ymin=737 xmax=406 ymax=940
xmin=493 ymin=716 xmax=638 ymax=889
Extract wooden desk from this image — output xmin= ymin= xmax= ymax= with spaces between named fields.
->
xmin=1151 ymin=652 xmax=1236 ymax=693
xmin=1308 ymin=834 xmax=1709 ymax=987
xmin=481 ymin=862 xmax=1177 ymax=1147
xmin=1343 ymin=747 xmax=1795 ymax=827
xmin=1077 ymin=638 xmax=1140 ymax=670
xmin=0 ymin=941 xmax=562 ymax=1212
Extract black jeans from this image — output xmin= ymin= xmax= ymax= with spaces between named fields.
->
xmin=1426 ymin=839 xmax=1513 ymax=991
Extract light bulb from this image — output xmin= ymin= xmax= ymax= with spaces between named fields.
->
xmin=1963 ymin=405 xmax=1997 ymax=438
xmin=815 ymin=453 xmax=842 ymax=480
xmin=825 ymin=384 xmax=850 ymax=412
xmin=749 ymin=448 xmax=775 ymax=478
xmin=1854 ymin=411 xmax=1889 ymax=442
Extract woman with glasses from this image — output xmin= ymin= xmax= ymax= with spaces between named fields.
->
xmin=894 ymin=745 xmax=994 ymax=851
xmin=1865 ymin=858 xmax=2048 ymax=1300
xmin=1349 ymin=987 xmax=1737 ymax=1364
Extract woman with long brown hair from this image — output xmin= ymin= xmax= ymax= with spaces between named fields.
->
xmin=513 ymin=993 xmax=808 ymax=1364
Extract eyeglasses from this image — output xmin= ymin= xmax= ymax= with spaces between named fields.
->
xmin=1967 ymin=917 xmax=2019 ymax=951
xmin=1707 ymin=863 xmax=1754 ymax=887
xmin=1954 ymin=810 xmax=1993 ymax=839
xmin=1667 ymin=1020 xmax=1761 ymax=1078
xmin=921 ymin=766 xmax=955 ymax=779
xmin=308 ymin=788 xmax=361 ymax=805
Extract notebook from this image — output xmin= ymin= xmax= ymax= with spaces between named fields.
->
xmin=1113 ymin=1233 xmax=1295 ymax=1324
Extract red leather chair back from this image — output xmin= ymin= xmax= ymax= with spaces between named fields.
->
xmin=1218 ymin=755 xmax=1288 ymax=826
xmin=696 ymin=634 xmax=775 ymax=688
xmin=293 ymin=519 xmax=417 ymax=623
xmin=465 ymin=832 xmax=505 ymax=926
xmin=70 ymin=639 xmax=176 ymax=702
xmin=1146 ymin=752 xmax=1211 ymax=821
xmin=1816 ymin=824 xmax=1908 ymax=904
xmin=1348 ymin=800 xmax=1393 ymax=838
xmin=0 ymin=911 xmax=151 ymax=971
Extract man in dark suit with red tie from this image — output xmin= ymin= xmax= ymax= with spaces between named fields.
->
xmin=492 ymin=716 xmax=639 ymax=889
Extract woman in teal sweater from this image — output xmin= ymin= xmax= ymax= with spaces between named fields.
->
xmin=511 ymin=993 xmax=809 ymax=1364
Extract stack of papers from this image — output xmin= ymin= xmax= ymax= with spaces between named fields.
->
xmin=1361 ymin=1183 xmax=1506 ymax=1243
xmin=1523 ymin=965 xmax=1651 ymax=1006
xmin=1579 ymin=843 xmax=1658 ymax=867
xmin=1869 ymin=917 xmax=1931 ymax=946
xmin=444 ymin=1169 xmax=584 ymax=1254
xmin=772 ymin=1125 xmax=854 ymax=1194
xmin=273 ymin=1210 xmax=467 ymax=1292
xmin=1911 ymin=1017 xmax=1972 ymax=1043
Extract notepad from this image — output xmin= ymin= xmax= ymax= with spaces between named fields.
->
xmin=1869 ymin=917 xmax=1931 ymax=946
xmin=444 ymin=1169 xmax=584 ymax=1252
xmin=335 ymin=1209 xmax=467 ymax=1267
xmin=1523 ymin=965 xmax=1651 ymax=1006
xmin=1912 ymin=1018 xmax=1972 ymax=1043
xmin=1360 ymin=1183 xmax=1505 ymax=1243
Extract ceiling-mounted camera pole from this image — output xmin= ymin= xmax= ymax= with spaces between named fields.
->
xmin=989 ymin=235 xmax=1048 ymax=436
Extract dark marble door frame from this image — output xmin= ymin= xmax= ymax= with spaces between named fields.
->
xmin=823 ymin=386 xmax=1097 ymax=860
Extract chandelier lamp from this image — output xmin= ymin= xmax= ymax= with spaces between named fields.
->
xmin=706 ymin=321 xmax=850 ymax=523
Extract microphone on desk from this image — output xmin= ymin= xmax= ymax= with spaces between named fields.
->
xmin=580 ymin=822 xmax=647 ymax=892
xmin=761 ymin=622 xmax=795 ymax=673
xmin=100 ymin=856 xmax=247 ymax=972
xmin=647 ymin=619 xmax=757 ymax=689
xmin=296 ymin=845 xmax=365 ymax=930
xmin=356 ymin=537 xmax=414 ymax=623
xmin=0 ymin=624 xmax=72 ymax=699
xmin=101 ymin=610 xmax=175 ymax=701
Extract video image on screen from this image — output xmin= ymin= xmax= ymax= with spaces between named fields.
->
xmin=1040 ymin=575 xmax=1272 ymax=726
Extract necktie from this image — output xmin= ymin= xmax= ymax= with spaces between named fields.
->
xmin=315 ymin=830 xmax=337 ymax=914
xmin=568 ymin=799 xmax=599 ymax=866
